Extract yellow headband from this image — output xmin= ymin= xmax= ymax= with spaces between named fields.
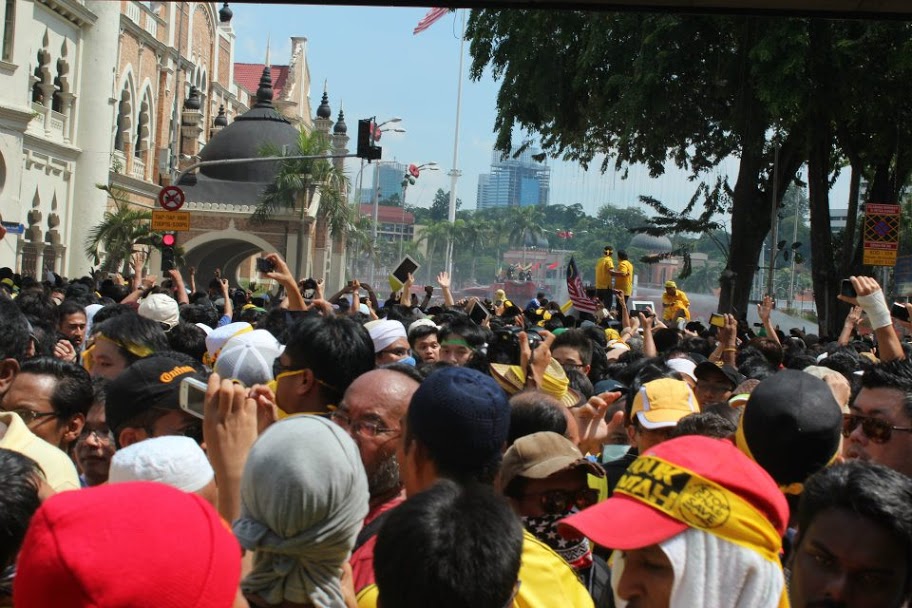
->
xmin=613 ymin=455 xmax=784 ymax=566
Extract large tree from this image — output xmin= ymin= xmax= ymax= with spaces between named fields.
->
xmin=467 ymin=12 xmax=806 ymax=317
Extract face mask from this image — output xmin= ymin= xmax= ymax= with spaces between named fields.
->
xmin=395 ymin=355 xmax=417 ymax=367
xmin=521 ymin=511 xmax=593 ymax=571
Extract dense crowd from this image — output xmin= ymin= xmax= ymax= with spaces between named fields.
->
xmin=0 ymin=253 xmax=910 ymax=608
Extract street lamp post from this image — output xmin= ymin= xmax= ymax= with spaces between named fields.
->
xmin=399 ymin=162 xmax=439 ymax=260
xmin=368 ymin=117 xmax=403 ymax=286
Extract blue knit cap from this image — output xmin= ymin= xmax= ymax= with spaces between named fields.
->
xmin=408 ymin=367 xmax=510 ymax=471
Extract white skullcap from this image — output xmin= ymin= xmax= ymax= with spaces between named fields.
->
xmin=195 ymin=322 xmax=213 ymax=336
xmin=666 ymin=357 xmax=697 ymax=382
xmin=363 ymin=319 xmax=407 ymax=354
xmin=108 ymin=435 xmax=214 ymax=493
xmin=138 ymin=294 xmax=180 ymax=330
xmin=215 ymin=329 xmax=284 ymax=387
xmin=205 ymin=322 xmax=253 ymax=361
xmin=408 ymin=318 xmax=439 ymax=336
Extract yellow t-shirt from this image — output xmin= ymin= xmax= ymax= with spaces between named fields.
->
xmin=662 ymin=289 xmax=691 ymax=321
xmin=595 ymin=256 xmax=614 ymax=289
xmin=356 ymin=529 xmax=594 ymax=608
xmin=614 ymin=260 xmax=634 ymax=296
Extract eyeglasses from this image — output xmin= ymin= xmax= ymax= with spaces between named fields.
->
xmin=329 ymin=411 xmax=398 ymax=438
xmin=843 ymin=413 xmax=912 ymax=444
xmin=76 ymin=428 xmax=115 ymax=445
xmin=696 ymin=380 xmax=732 ymax=395
xmin=378 ymin=347 xmax=410 ymax=358
xmin=523 ymin=488 xmax=599 ymax=515
xmin=558 ymin=361 xmax=585 ymax=371
xmin=177 ymin=423 xmax=204 ymax=445
xmin=6 ymin=409 xmax=59 ymax=425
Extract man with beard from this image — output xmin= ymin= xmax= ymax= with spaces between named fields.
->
xmin=789 ymin=461 xmax=912 ymax=608
xmin=331 ymin=368 xmax=420 ymax=593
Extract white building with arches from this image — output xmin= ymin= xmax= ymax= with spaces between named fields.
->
xmin=0 ymin=1 xmax=325 ymax=281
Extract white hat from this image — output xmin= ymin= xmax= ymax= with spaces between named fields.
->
xmin=204 ymin=322 xmax=253 ymax=363
xmin=194 ymin=322 xmax=213 ymax=336
xmin=215 ymin=329 xmax=284 ymax=387
xmin=363 ymin=319 xmax=407 ymax=354
xmin=666 ymin=357 xmax=698 ymax=383
xmin=138 ymin=294 xmax=180 ymax=331
xmin=408 ymin=318 xmax=439 ymax=336
xmin=108 ymin=435 xmax=214 ymax=493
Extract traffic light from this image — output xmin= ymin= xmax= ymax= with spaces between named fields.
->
xmin=356 ymin=118 xmax=382 ymax=161
xmin=161 ymin=232 xmax=176 ymax=272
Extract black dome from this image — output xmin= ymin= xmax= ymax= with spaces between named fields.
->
xmin=316 ymin=90 xmax=331 ymax=119
xmin=218 ymin=2 xmax=232 ymax=23
xmin=333 ymin=108 xmax=347 ymax=134
xmin=193 ymin=66 xmax=298 ymax=183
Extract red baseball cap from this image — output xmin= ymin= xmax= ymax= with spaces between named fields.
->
xmin=560 ymin=435 xmax=788 ymax=553
xmin=14 ymin=482 xmax=241 ymax=608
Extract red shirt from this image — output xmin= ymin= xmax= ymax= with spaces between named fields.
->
xmin=351 ymin=491 xmax=406 ymax=594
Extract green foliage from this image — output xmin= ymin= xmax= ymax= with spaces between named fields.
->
xmin=254 ymin=128 xmax=350 ymax=235
xmin=85 ymin=184 xmax=154 ymax=273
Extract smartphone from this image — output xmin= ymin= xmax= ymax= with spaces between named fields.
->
xmin=256 ymin=257 xmax=276 ymax=274
xmin=469 ymin=300 xmax=491 ymax=325
xmin=892 ymin=302 xmax=910 ymax=322
xmin=840 ymin=279 xmax=857 ymax=298
xmin=179 ymin=377 xmax=208 ymax=419
xmin=709 ymin=313 xmax=726 ymax=328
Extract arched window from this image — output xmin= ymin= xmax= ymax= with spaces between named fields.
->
xmin=135 ymin=90 xmax=152 ymax=156
xmin=113 ymin=83 xmax=133 ymax=153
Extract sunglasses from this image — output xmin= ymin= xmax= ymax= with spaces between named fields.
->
xmin=524 ymin=488 xmax=599 ymax=515
xmin=842 ymin=413 xmax=912 ymax=444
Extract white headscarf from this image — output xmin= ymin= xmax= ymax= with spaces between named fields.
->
xmin=611 ymin=528 xmax=785 ymax=608
xmin=364 ymin=319 xmax=407 ymax=353
xmin=233 ymin=416 xmax=369 ymax=608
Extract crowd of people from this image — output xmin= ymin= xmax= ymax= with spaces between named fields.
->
xmin=0 ymin=254 xmax=910 ymax=608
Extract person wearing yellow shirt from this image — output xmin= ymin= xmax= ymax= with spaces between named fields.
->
xmin=662 ymin=280 xmax=691 ymax=321
xmin=610 ymin=250 xmax=634 ymax=307
xmin=594 ymin=246 xmax=615 ymax=310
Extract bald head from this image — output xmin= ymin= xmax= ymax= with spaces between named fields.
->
xmin=337 ymin=369 xmax=421 ymax=499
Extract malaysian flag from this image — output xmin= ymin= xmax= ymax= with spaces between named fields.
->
xmin=567 ymin=257 xmax=598 ymax=314
xmin=413 ymin=7 xmax=448 ymax=35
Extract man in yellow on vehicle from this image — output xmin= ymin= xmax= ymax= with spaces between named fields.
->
xmin=594 ymin=246 xmax=615 ymax=309
xmin=610 ymin=250 xmax=634 ymax=307
xmin=662 ymin=280 xmax=690 ymax=322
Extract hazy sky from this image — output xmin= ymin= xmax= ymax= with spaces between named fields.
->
xmin=232 ymin=4 xmax=851 ymax=218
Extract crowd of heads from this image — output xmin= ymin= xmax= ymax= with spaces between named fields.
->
xmin=0 ymin=262 xmax=910 ymax=608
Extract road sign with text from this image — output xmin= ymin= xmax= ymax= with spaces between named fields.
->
xmin=151 ymin=211 xmax=190 ymax=232
xmin=863 ymin=203 xmax=900 ymax=267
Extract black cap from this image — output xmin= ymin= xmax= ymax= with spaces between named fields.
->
xmin=694 ymin=361 xmax=743 ymax=390
xmin=736 ymin=370 xmax=842 ymax=488
xmin=106 ymin=355 xmax=207 ymax=433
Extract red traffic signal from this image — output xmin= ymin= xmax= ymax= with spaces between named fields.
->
xmin=162 ymin=233 xmax=176 ymax=247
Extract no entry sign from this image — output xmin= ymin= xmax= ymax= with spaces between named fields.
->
xmin=158 ymin=186 xmax=185 ymax=211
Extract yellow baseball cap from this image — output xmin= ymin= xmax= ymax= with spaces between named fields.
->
xmin=629 ymin=378 xmax=698 ymax=429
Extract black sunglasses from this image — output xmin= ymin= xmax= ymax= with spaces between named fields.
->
xmin=524 ymin=488 xmax=599 ymax=515
xmin=843 ymin=413 xmax=912 ymax=444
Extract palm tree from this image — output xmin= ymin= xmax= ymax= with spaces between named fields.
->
xmin=460 ymin=217 xmax=493 ymax=284
xmin=253 ymin=128 xmax=350 ymax=234
xmin=85 ymin=184 xmax=154 ymax=273
xmin=507 ymin=205 xmax=546 ymax=250
xmin=416 ymin=220 xmax=452 ymax=283
xmin=346 ymin=214 xmax=378 ymax=279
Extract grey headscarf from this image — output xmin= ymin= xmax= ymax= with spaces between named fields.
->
xmin=233 ymin=415 xmax=369 ymax=607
